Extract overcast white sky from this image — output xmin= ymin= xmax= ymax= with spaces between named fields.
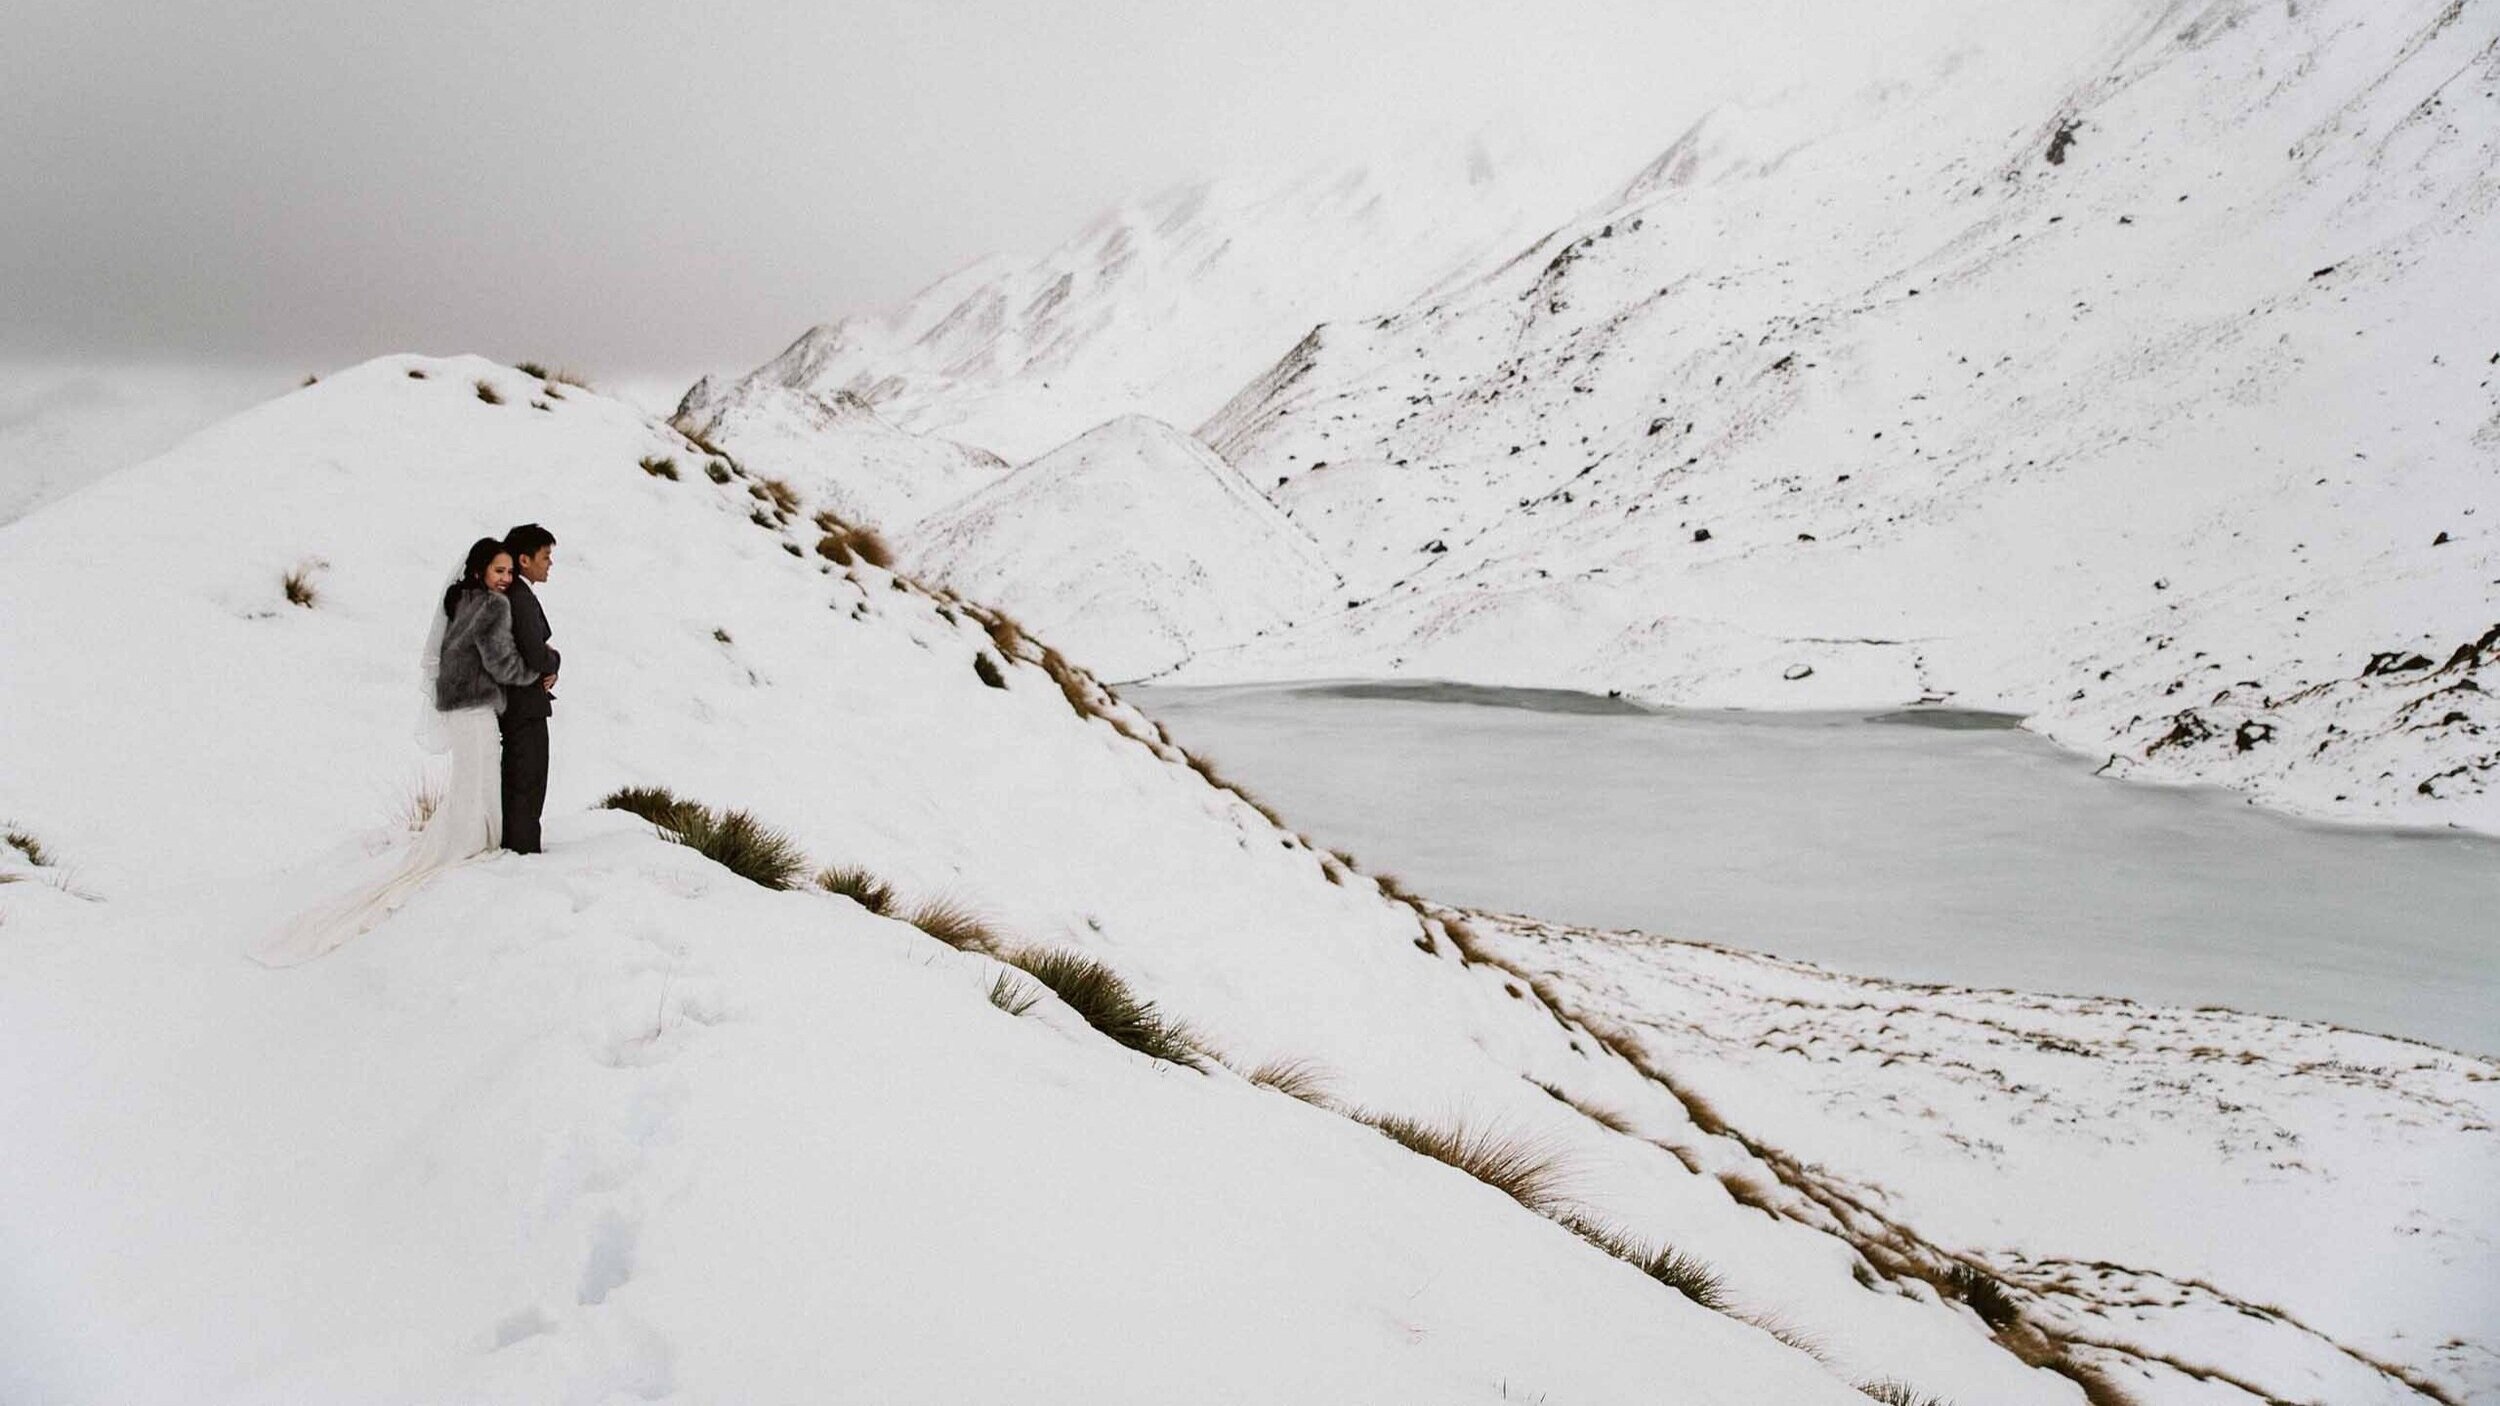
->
xmin=3 ymin=0 xmax=1897 ymax=383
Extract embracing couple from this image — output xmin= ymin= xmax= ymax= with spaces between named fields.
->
xmin=254 ymin=524 xmax=564 ymax=967
xmin=434 ymin=523 xmax=562 ymax=857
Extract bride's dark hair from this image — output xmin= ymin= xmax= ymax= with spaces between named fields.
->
xmin=442 ymin=537 xmax=512 ymax=618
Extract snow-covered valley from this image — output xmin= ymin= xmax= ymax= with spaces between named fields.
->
xmin=7 ymin=357 xmax=2489 ymax=1402
xmin=687 ymin=0 xmax=2499 ymax=834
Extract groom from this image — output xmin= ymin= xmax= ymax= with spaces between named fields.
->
xmin=499 ymin=523 xmax=561 ymax=854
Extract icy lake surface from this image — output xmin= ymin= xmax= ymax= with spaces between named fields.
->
xmin=1135 ymin=681 xmax=2500 ymax=1054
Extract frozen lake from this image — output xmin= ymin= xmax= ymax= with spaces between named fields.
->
xmin=1134 ymin=681 xmax=2500 ymax=1055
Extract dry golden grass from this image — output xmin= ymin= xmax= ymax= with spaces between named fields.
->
xmin=905 ymin=897 xmax=1005 ymax=955
xmin=1008 ymin=948 xmax=1208 ymax=1069
xmin=814 ymin=864 xmax=895 ymax=915
xmin=1358 ymin=1113 xmax=1573 ymax=1215
xmin=1244 ymin=1056 xmax=1337 ymax=1106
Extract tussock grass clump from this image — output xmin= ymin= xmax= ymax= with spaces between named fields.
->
xmin=986 ymin=969 xmax=1041 ymax=1016
xmin=978 ymin=611 xmax=1027 ymax=660
xmin=1533 ymin=1080 xmax=1639 ymax=1135
xmin=670 ymin=807 xmax=808 ymax=890
xmin=396 ymin=780 xmax=441 ymax=833
xmin=639 ymin=454 xmax=679 ymax=480
xmin=282 ymin=562 xmax=319 ymax=608
xmin=1008 ymin=947 xmax=1208 ymax=1069
xmin=515 ymin=361 xmax=551 ymax=379
xmin=406 ymin=367 xmax=428 ymax=379
xmin=1719 ymin=1169 xmax=1783 ymax=1216
xmin=973 ymin=652 xmax=1007 ymax=689
xmin=1859 ymin=1381 xmax=1953 ymax=1406
xmin=548 ymin=367 xmax=592 ymax=389
xmin=846 ymin=525 xmax=895 ymax=569
xmin=749 ymin=510 xmax=777 ymax=530
xmin=600 ymin=784 xmax=704 ymax=832
xmin=5 ymin=827 xmax=52 ymax=868
xmin=1648 ymin=1247 xmax=1732 ymax=1310
xmin=706 ymin=460 xmax=733 ymax=484
xmin=1359 ymin=1113 xmax=1571 ymax=1214
xmin=597 ymin=787 xmax=807 ymax=889
xmin=814 ymin=863 xmax=894 ymax=915
xmin=815 ymin=533 xmax=854 ymax=565
xmin=474 ymin=379 xmax=503 ymax=405
xmin=757 ymin=476 xmax=801 ymax=518
xmin=1560 ymin=1215 xmax=1732 ymax=1311
xmin=1946 ymin=1264 xmax=2022 ymax=1330
xmin=1245 ymin=1056 xmax=1336 ymax=1106
xmin=906 ymin=897 xmax=1006 ymax=955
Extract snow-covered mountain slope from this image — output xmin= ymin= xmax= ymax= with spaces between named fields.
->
xmin=666 ymin=378 xmax=1008 ymax=532
xmin=1472 ymin=908 xmax=2500 ymax=1406
xmin=680 ymin=133 xmax=1605 ymax=462
xmin=1183 ymin=0 xmax=2500 ymax=830
xmin=2 ymin=356 xmax=2103 ymax=1404
xmin=903 ymin=415 xmax=1339 ymax=680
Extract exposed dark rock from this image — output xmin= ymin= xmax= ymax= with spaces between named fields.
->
xmin=2439 ymin=623 xmax=2500 ymax=673
xmin=2364 ymin=650 xmax=2436 ymax=676
xmin=1692 ymin=528 xmax=1713 ymax=543
xmin=2233 ymin=720 xmax=2275 ymax=752
xmin=2147 ymin=709 xmax=2217 ymax=754
xmin=2045 ymin=118 xmax=2081 ymax=165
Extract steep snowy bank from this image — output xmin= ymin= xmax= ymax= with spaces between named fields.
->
xmin=1 ymin=357 xmax=2092 ymax=1403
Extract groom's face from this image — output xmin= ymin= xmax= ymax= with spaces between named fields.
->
xmin=518 ymin=546 xmax=554 ymax=583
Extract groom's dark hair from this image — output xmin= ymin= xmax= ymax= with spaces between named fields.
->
xmin=504 ymin=523 xmax=556 ymax=557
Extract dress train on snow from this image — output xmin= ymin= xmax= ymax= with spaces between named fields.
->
xmin=252 ymin=705 xmax=503 ymax=967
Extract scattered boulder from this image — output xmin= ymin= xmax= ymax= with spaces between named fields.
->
xmin=1693 ymin=527 xmax=1713 ymax=543
xmin=1782 ymin=663 xmax=1814 ymax=681
xmin=2147 ymin=709 xmax=2217 ymax=754
xmin=2045 ymin=118 xmax=2081 ymax=165
xmin=2233 ymin=720 xmax=2276 ymax=753
xmin=2363 ymin=650 xmax=2436 ymax=676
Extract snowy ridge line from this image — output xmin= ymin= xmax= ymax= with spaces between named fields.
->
xmin=1465 ymin=907 xmax=2500 ymax=1405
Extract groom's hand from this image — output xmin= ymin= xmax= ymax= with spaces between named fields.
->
xmin=540 ymin=674 xmax=557 ymax=691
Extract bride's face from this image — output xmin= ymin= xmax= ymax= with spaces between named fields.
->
xmin=484 ymin=554 xmax=516 ymax=592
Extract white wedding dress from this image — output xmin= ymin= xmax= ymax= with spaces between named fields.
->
xmin=252 ymin=581 xmax=511 ymax=967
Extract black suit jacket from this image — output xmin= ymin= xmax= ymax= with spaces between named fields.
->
xmin=503 ymin=578 xmax=560 ymax=720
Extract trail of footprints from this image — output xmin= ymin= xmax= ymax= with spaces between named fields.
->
xmin=481 ymin=911 xmax=734 ymax=1401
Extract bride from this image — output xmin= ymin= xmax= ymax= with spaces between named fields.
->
xmin=253 ymin=538 xmax=552 ymax=966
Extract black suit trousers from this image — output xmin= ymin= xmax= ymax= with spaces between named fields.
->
xmin=499 ymin=712 xmax=549 ymax=854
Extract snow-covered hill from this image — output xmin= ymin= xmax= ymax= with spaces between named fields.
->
xmin=679 ymin=133 xmax=1605 ymax=462
xmin=1 ymin=356 xmax=2117 ymax=1404
xmin=1179 ymin=0 xmax=2500 ymax=832
xmin=903 ymin=415 xmax=1340 ymax=680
